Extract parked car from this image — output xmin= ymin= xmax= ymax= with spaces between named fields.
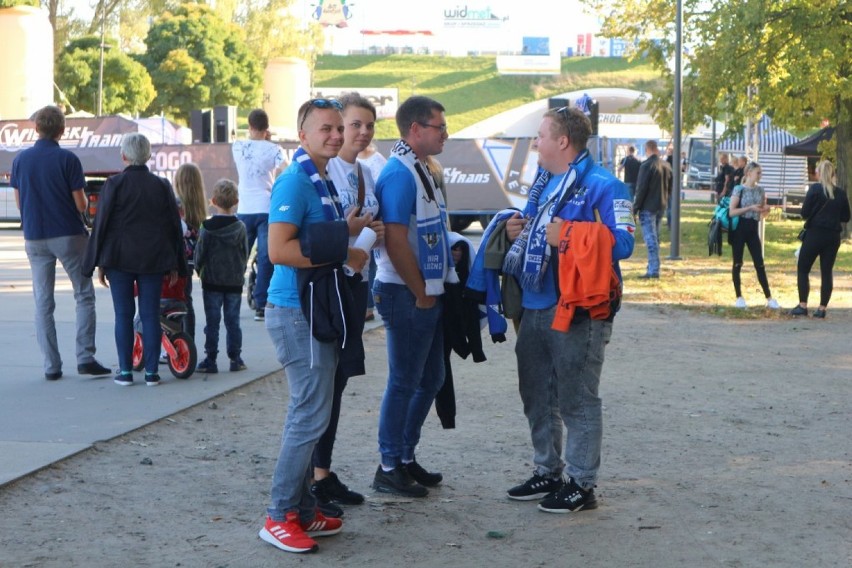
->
xmin=0 ymin=177 xmax=21 ymax=223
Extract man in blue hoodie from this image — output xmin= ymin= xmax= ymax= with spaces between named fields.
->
xmin=503 ymin=106 xmax=634 ymax=513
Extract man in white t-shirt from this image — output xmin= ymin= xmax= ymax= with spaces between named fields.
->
xmin=232 ymin=109 xmax=286 ymax=320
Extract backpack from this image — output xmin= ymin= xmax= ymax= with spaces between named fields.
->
xmin=713 ymin=196 xmax=739 ymax=232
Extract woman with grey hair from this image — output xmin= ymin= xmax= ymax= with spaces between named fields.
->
xmin=83 ymin=133 xmax=186 ymax=386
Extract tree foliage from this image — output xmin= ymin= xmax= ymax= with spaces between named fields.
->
xmin=140 ymin=3 xmax=261 ymax=122
xmin=238 ymin=0 xmax=325 ymax=70
xmin=585 ymin=0 xmax=852 ymax=190
xmin=56 ymin=36 xmax=156 ymax=115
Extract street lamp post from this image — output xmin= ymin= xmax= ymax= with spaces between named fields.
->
xmin=97 ymin=7 xmax=105 ymax=116
xmin=669 ymin=0 xmax=683 ymax=260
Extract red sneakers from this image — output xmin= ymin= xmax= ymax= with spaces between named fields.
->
xmin=301 ymin=510 xmax=343 ymax=537
xmin=259 ymin=513 xmax=318 ymax=553
xmin=258 ymin=510 xmax=343 ymax=553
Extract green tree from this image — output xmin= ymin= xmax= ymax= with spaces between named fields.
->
xmin=585 ymin=0 xmax=852 ymax=193
xmin=56 ymin=36 xmax=156 ymax=115
xmin=141 ymin=3 xmax=261 ymax=122
xmin=238 ymin=0 xmax=324 ymax=69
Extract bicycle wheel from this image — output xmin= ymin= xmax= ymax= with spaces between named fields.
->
xmin=167 ymin=332 xmax=197 ymax=379
xmin=246 ymin=256 xmax=257 ymax=310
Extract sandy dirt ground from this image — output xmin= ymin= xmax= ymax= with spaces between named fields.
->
xmin=1 ymin=304 xmax=850 ymax=568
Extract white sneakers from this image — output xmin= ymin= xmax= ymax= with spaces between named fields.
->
xmin=734 ymin=297 xmax=780 ymax=309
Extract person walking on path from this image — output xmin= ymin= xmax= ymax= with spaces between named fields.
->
xmin=617 ymin=145 xmax=640 ymax=200
xmin=789 ymin=160 xmax=850 ymax=319
xmin=312 ymin=92 xmax=385 ymax=517
xmin=502 ymin=105 xmax=634 ymax=513
xmin=10 ymin=105 xmax=110 ymax=381
xmin=370 ymin=96 xmax=457 ymax=498
xmin=727 ymin=162 xmax=780 ymax=310
xmin=82 ymin=133 xmax=186 ymax=386
xmin=194 ymin=179 xmax=249 ymax=374
xmin=258 ymin=98 xmax=368 ymax=554
xmin=232 ymin=109 xmax=286 ymax=321
xmin=633 ymin=139 xmax=671 ymax=279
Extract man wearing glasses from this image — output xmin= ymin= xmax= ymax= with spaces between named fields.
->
xmin=259 ymin=98 xmax=370 ymax=554
xmin=503 ymin=105 xmax=634 ymax=513
xmin=371 ymin=96 xmax=457 ymax=498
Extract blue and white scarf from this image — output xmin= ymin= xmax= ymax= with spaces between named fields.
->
xmin=293 ymin=147 xmax=344 ymax=221
xmin=503 ymin=149 xmax=591 ymax=291
xmin=388 ymin=140 xmax=458 ymax=295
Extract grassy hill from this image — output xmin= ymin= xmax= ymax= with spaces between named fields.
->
xmin=313 ymin=55 xmax=663 ymax=138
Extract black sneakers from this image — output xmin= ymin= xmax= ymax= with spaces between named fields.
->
xmin=197 ymin=358 xmax=218 ymax=374
xmin=78 ymin=360 xmax=111 ymax=376
xmin=404 ymin=460 xmax=443 ymax=487
xmin=312 ymin=472 xmax=365 ymax=507
xmin=537 ymin=477 xmax=598 ymax=513
xmin=372 ymin=465 xmax=428 ymax=498
xmin=507 ymin=473 xmax=564 ymax=501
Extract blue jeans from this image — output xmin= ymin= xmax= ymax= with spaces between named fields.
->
xmin=25 ymin=235 xmax=98 ymax=374
xmin=201 ymin=290 xmax=242 ymax=360
xmin=265 ymin=304 xmax=337 ymax=522
xmin=373 ymin=281 xmax=444 ymax=467
xmin=638 ymin=210 xmax=663 ymax=276
xmin=515 ymin=306 xmax=612 ymax=490
xmin=105 ymin=270 xmax=162 ymax=374
xmin=238 ymin=213 xmax=272 ymax=310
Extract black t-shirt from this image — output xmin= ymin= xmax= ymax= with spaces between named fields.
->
xmin=621 ymin=155 xmax=641 ymax=184
xmin=732 ymin=167 xmax=744 ymax=190
xmin=715 ymin=163 xmax=735 ymax=195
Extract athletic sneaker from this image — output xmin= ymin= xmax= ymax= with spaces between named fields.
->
xmin=311 ymin=471 xmax=365 ymax=506
xmin=301 ymin=510 xmax=343 ymax=537
xmin=114 ymin=373 xmax=133 ymax=387
xmin=254 ymin=309 xmax=265 ymax=321
xmin=507 ymin=473 xmax=563 ymax=501
xmin=766 ymin=298 xmax=780 ymax=309
xmin=372 ymin=465 xmax=428 ymax=497
xmin=259 ymin=513 xmax=318 ymax=553
xmin=789 ymin=305 xmax=808 ymax=316
xmin=538 ymin=477 xmax=598 ymax=514
xmin=315 ymin=499 xmax=344 ymax=519
xmin=145 ymin=373 xmax=161 ymax=387
xmin=197 ymin=358 xmax=218 ymax=374
xmin=404 ymin=460 xmax=443 ymax=487
xmin=229 ymin=358 xmax=247 ymax=372
xmin=734 ymin=297 xmax=747 ymax=309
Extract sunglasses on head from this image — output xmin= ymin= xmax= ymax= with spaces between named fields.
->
xmin=300 ymin=98 xmax=343 ymax=130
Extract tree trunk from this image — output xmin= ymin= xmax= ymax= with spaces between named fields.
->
xmin=838 ymin=98 xmax=852 ymax=240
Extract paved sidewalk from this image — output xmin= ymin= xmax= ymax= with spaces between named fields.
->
xmin=0 ymin=227 xmax=381 ymax=486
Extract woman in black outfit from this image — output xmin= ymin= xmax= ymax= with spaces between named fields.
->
xmin=790 ymin=160 xmax=850 ymax=319
xmin=83 ymin=133 xmax=186 ymax=386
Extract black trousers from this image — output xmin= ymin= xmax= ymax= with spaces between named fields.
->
xmin=797 ymin=227 xmax=841 ymax=307
xmin=730 ymin=217 xmax=772 ymax=299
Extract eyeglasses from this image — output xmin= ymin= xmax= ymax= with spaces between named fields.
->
xmin=418 ymin=122 xmax=448 ymax=134
xmin=300 ymin=98 xmax=343 ymax=131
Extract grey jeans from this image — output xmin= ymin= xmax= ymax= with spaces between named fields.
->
xmin=25 ymin=235 xmax=98 ymax=374
xmin=265 ymin=304 xmax=337 ymax=522
xmin=515 ymin=306 xmax=612 ymax=490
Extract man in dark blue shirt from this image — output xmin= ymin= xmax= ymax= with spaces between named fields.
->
xmin=11 ymin=106 xmax=109 ymax=380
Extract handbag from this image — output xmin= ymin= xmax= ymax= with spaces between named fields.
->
xmin=798 ymin=196 xmax=829 ymax=241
